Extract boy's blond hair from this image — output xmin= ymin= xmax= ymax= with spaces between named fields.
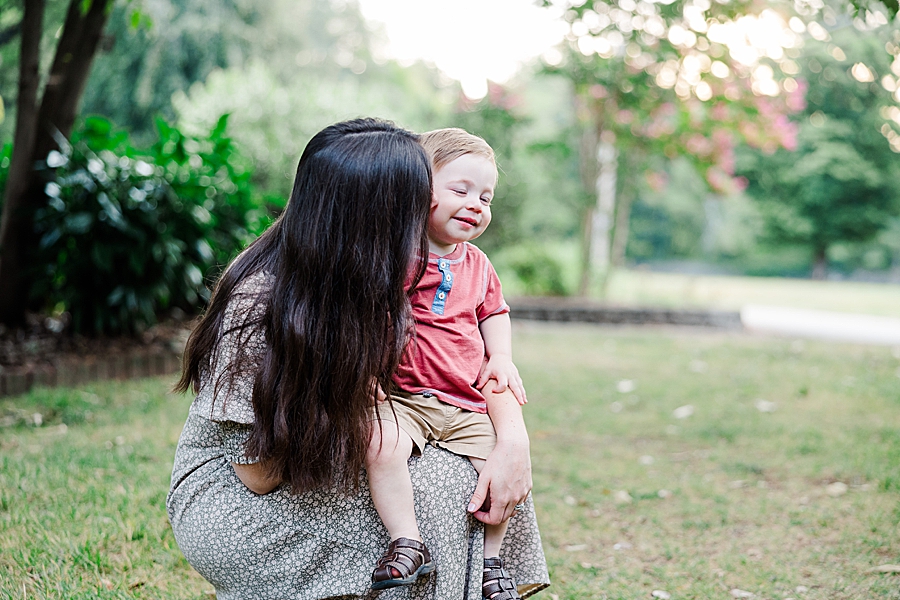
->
xmin=418 ymin=128 xmax=495 ymax=172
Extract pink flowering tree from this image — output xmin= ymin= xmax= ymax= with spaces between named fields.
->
xmin=542 ymin=0 xmax=806 ymax=293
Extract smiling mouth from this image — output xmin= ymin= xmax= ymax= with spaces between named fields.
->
xmin=453 ymin=217 xmax=477 ymax=227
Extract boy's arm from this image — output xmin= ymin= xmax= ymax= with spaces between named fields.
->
xmin=477 ymin=312 xmax=527 ymax=404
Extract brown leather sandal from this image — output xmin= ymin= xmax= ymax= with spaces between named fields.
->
xmin=371 ymin=537 xmax=434 ymax=590
xmin=482 ymin=557 xmax=522 ymax=600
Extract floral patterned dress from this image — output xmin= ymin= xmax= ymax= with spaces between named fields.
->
xmin=166 ymin=273 xmax=550 ymax=600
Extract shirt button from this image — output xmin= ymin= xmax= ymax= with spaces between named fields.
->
xmin=440 ymin=262 xmax=447 ymax=269
xmin=446 ymin=275 xmax=452 ymax=281
xmin=422 ymin=392 xmax=434 ymax=398
xmin=438 ymin=292 xmax=445 ymax=299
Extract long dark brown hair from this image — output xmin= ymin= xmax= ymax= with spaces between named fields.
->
xmin=175 ymin=118 xmax=432 ymax=493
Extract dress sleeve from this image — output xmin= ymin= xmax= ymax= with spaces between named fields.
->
xmin=221 ymin=421 xmax=258 ymax=464
xmin=477 ymin=257 xmax=510 ymax=323
xmin=191 ymin=273 xmax=271 ymax=426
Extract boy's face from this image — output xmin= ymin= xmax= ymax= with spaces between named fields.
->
xmin=427 ymin=153 xmax=496 ymax=255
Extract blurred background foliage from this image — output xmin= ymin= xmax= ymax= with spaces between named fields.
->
xmin=1 ymin=0 xmax=899 ymax=334
xmin=31 ymin=115 xmax=262 ymax=334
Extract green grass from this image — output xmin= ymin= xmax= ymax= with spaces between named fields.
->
xmin=517 ymin=322 xmax=900 ymax=600
xmin=603 ymin=269 xmax=900 ymax=318
xmin=2 ymin=324 xmax=900 ymax=598
xmin=0 ymin=380 xmax=211 ymax=599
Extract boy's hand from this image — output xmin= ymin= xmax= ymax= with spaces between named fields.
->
xmin=477 ymin=354 xmax=527 ymax=405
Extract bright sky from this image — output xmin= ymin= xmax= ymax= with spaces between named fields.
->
xmin=357 ymin=0 xmax=568 ymax=99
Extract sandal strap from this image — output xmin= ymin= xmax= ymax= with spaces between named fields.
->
xmin=483 ymin=558 xmax=522 ymax=600
xmin=373 ymin=537 xmax=432 ymax=583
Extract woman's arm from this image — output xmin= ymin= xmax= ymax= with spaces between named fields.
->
xmin=467 ymin=380 xmax=532 ymax=525
xmin=232 ymin=462 xmax=282 ymax=495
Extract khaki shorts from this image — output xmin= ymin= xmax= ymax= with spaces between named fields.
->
xmin=372 ymin=392 xmax=497 ymax=460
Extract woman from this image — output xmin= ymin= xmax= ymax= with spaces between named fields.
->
xmin=167 ymin=118 xmax=548 ymax=599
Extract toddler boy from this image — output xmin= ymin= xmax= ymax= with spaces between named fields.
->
xmin=366 ymin=128 xmax=528 ymax=600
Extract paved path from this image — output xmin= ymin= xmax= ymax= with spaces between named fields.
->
xmin=740 ymin=304 xmax=900 ymax=346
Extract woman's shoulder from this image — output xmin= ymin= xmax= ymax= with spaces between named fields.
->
xmin=232 ymin=270 xmax=275 ymax=299
xmin=223 ymin=270 xmax=275 ymax=324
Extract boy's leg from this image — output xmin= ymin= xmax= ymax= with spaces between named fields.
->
xmin=469 ymin=457 xmax=509 ymax=558
xmin=366 ymin=420 xmax=421 ymax=542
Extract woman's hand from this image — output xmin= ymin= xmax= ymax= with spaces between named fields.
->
xmin=467 ymin=382 xmax=532 ymax=525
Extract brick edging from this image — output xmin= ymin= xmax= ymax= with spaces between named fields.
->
xmin=0 ymin=349 xmax=183 ymax=399
xmin=1 ymin=303 xmax=741 ymax=399
xmin=508 ymin=301 xmax=743 ymax=329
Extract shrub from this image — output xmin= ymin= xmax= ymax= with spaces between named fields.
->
xmin=31 ymin=115 xmax=267 ymax=335
xmin=502 ymin=244 xmax=570 ymax=296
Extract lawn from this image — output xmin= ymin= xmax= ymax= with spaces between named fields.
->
xmin=1 ymin=323 xmax=899 ymax=599
xmin=603 ymin=269 xmax=900 ymax=318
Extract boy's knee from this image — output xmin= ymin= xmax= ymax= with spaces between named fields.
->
xmin=366 ymin=422 xmax=412 ymax=466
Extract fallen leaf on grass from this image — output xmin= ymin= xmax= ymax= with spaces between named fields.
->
xmin=826 ymin=482 xmax=848 ymax=497
xmin=639 ymin=455 xmax=654 ymax=465
xmin=128 ymin=581 xmax=145 ymax=590
xmin=657 ymin=489 xmax=673 ymax=499
xmin=866 ymin=564 xmax=900 ymax=574
xmin=613 ymin=490 xmax=633 ymax=504
xmin=651 ymin=591 xmax=671 ymax=599
xmin=617 ymin=379 xmax=636 ymax=393
xmin=754 ymin=399 xmax=777 ymax=413
xmin=613 ymin=541 xmax=632 ymax=550
xmin=730 ymin=589 xmax=755 ymax=598
xmin=100 ymin=578 xmax=114 ymax=590
xmin=672 ymin=405 xmax=694 ymax=419
xmin=580 ymin=561 xmax=594 ymax=569
xmin=565 ymin=544 xmax=588 ymax=552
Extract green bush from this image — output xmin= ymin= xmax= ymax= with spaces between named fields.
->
xmin=31 ymin=115 xmax=267 ymax=335
xmin=501 ymin=244 xmax=569 ymax=296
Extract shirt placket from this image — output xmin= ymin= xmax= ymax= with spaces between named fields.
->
xmin=430 ymin=259 xmax=454 ymax=315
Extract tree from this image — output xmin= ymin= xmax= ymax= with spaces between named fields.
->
xmin=543 ymin=0 xmax=812 ymax=294
xmin=737 ymin=26 xmax=900 ymax=277
xmin=0 ymin=0 xmax=114 ymax=326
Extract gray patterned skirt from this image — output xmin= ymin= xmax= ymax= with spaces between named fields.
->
xmin=167 ymin=412 xmax=550 ymax=599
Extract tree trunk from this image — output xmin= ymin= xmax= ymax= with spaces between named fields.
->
xmin=610 ymin=187 xmax=633 ymax=268
xmin=0 ymin=0 xmax=45 ymax=325
xmin=34 ymin=0 xmax=113 ymax=159
xmin=811 ymin=246 xmax=827 ymax=280
xmin=577 ymin=123 xmax=597 ymax=296
xmin=585 ymin=130 xmax=617 ymax=295
xmin=0 ymin=0 xmax=113 ymax=326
